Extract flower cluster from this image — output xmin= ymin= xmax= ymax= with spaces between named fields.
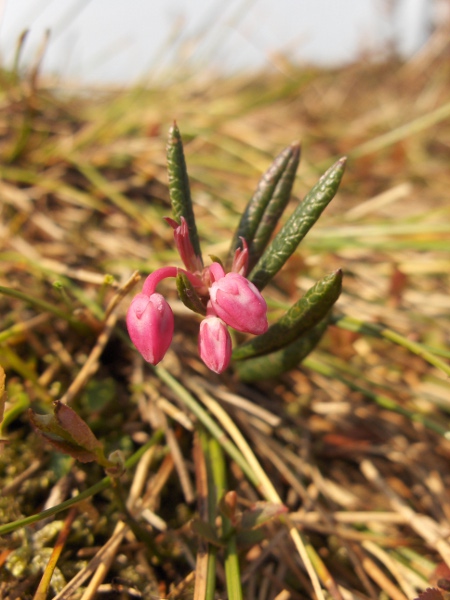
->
xmin=126 ymin=218 xmax=268 ymax=373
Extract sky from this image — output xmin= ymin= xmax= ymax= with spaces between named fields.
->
xmin=0 ymin=0 xmax=434 ymax=84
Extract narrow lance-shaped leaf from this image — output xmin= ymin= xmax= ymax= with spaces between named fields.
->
xmin=234 ymin=317 xmax=329 ymax=382
xmin=233 ymin=269 xmax=342 ymax=361
xmin=248 ymin=143 xmax=300 ymax=271
xmin=229 ymin=144 xmax=298 ymax=264
xmin=166 ymin=123 xmax=203 ymax=264
xmin=176 ymin=272 xmax=207 ymax=316
xmin=29 ymin=401 xmax=106 ymax=464
xmin=249 ymin=157 xmax=347 ymax=290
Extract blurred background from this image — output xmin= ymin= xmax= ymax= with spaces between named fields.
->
xmin=0 ymin=0 xmax=446 ymax=84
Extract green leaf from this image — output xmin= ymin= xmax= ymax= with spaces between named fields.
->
xmin=249 ymin=157 xmax=347 ymax=290
xmin=176 ymin=272 xmax=207 ymax=316
xmin=29 ymin=401 xmax=105 ymax=464
xmin=239 ymin=501 xmax=288 ymax=531
xmin=235 ymin=528 xmax=265 ymax=546
xmin=230 ymin=144 xmax=299 ymax=263
xmin=249 ymin=143 xmax=300 ymax=270
xmin=232 ymin=269 xmax=342 ymax=361
xmin=190 ymin=519 xmax=224 ymax=547
xmin=234 ymin=317 xmax=329 ymax=382
xmin=166 ymin=123 xmax=202 ymax=263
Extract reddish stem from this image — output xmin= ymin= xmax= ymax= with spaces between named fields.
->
xmin=142 ymin=266 xmax=202 ymax=296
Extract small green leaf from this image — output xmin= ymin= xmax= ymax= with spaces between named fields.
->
xmin=240 ymin=502 xmax=288 ymax=531
xmin=190 ymin=519 xmax=224 ymax=547
xmin=29 ymin=401 xmax=105 ymax=463
xmin=166 ymin=123 xmax=202 ymax=263
xmin=233 ymin=269 xmax=342 ymax=361
xmin=176 ymin=272 xmax=207 ymax=315
xmin=249 ymin=157 xmax=347 ymax=290
xmin=230 ymin=144 xmax=298 ymax=262
xmin=208 ymin=255 xmax=224 ymax=268
xmin=234 ymin=317 xmax=329 ymax=382
xmin=249 ymin=143 xmax=300 ymax=270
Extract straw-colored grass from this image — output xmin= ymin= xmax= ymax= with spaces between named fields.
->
xmin=1 ymin=35 xmax=450 ymax=600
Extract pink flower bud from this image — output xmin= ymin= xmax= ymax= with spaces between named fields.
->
xmin=165 ymin=216 xmax=203 ymax=274
xmin=231 ymin=238 xmax=249 ymax=276
xmin=198 ymin=316 xmax=232 ymax=374
xmin=209 ymin=272 xmax=268 ymax=335
xmin=126 ymin=292 xmax=174 ymax=364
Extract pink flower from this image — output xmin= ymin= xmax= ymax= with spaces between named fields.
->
xmin=231 ymin=238 xmax=249 ymax=276
xmin=209 ymin=272 xmax=268 ymax=335
xmin=198 ymin=316 xmax=232 ymax=374
xmin=126 ymin=222 xmax=269 ymax=374
xmin=126 ymin=292 xmax=174 ymax=365
xmin=165 ymin=217 xmax=203 ymax=274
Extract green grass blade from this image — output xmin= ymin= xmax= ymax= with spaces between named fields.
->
xmin=199 ymin=430 xmax=219 ymax=600
xmin=166 ymin=123 xmax=203 ymax=263
xmin=234 ymin=317 xmax=329 ymax=382
xmin=0 ymin=285 xmax=90 ymax=334
xmin=212 ymin=443 xmax=243 ymax=600
xmin=230 ymin=144 xmax=298 ymax=262
xmin=332 ymin=314 xmax=450 ymax=378
xmin=233 ymin=269 xmax=342 ymax=361
xmin=249 ymin=157 xmax=347 ymax=290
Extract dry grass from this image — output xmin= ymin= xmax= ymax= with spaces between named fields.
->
xmin=0 ymin=35 xmax=450 ymax=600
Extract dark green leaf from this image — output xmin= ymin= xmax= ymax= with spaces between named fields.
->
xmin=233 ymin=269 xmax=342 ymax=360
xmin=249 ymin=157 xmax=346 ymax=290
xmin=249 ymin=143 xmax=300 ymax=270
xmin=229 ymin=144 xmax=298 ymax=263
xmin=234 ymin=317 xmax=329 ymax=382
xmin=236 ymin=528 xmax=265 ymax=545
xmin=176 ymin=272 xmax=207 ymax=315
xmin=190 ymin=519 xmax=224 ymax=547
xmin=166 ymin=123 xmax=202 ymax=262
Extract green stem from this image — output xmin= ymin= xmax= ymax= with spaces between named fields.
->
xmin=212 ymin=436 xmax=243 ymax=600
xmin=0 ymin=285 xmax=89 ymax=333
xmin=110 ymin=478 xmax=159 ymax=555
xmin=199 ymin=429 xmax=218 ymax=600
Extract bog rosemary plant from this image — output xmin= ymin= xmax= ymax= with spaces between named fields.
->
xmin=127 ymin=123 xmax=346 ymax=380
